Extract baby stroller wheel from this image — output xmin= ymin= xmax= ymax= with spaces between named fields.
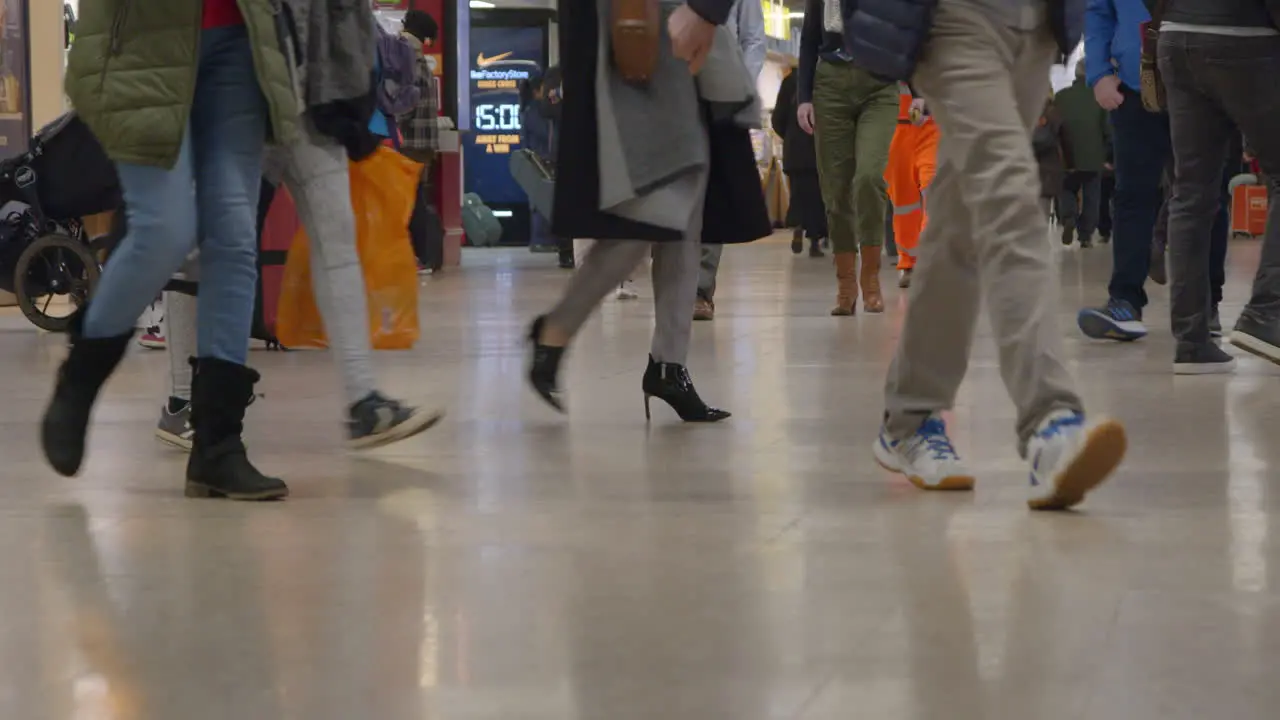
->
xmin=15 ymin=233 xmax=101 ymax=332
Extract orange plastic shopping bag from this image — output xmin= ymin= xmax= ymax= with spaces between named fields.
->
xmin=276 ymin=146 xmax=422 ymax=350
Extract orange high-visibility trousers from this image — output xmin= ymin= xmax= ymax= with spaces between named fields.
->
xmin=885 ymin=121 xmax=939 ymax=270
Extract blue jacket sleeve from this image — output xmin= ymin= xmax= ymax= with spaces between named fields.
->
xmin=797 ymin=0 xmax=823 ymax=104
xmin=1084 ymin=0 xmax=1117 ymax=87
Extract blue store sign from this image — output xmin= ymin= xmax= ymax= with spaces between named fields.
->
xmin=464 ymin=24 xmax=543 ymax=205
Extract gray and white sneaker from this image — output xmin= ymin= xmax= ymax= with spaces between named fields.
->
xmin=873 ymin=414 xmax=976 ymax=491
xmin=155 ymin=399 xmax=194 ymax=450
xmin=1026 ymin=410 xmax=1126 ymax=511
xmin=347 ymin=392 xmax=444 ymax=450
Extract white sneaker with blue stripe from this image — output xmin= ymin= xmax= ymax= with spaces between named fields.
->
xmin=1026 ymin=410 xmax=1126 ymax=511
xmin=1077 ymin=298 xmax=1147 ymax=341
xmin=874 ymin=415 xmax=976 ymax=491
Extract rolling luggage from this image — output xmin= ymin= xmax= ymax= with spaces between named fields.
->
xmin=409 ymin=177 xmax=445 ymax=271
xmin=462 ymin=192 xmax=503 ymax=247
xmin=1231 ymin=181 xmax=1268 ymax=238
xmin=254 ymin=179 xmax=297 ymax=347
xmin=161 ymin=179 xmax=294 ymax=349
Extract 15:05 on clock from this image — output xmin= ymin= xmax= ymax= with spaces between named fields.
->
xmin=475 ymin=103 xmax=522 ymax=132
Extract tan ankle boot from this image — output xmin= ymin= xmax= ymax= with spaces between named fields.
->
xmin=860 ymin=249 xmax=885 ymax=313
xmin=831 ymin=252 xmax=858 ymax=316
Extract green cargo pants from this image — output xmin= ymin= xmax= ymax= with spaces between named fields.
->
xmin=812 ymin=60 xmax=900 ymax=254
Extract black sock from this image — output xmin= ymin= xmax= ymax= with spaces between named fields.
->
xmin=167 ymin=396 xmax=189 ymax=414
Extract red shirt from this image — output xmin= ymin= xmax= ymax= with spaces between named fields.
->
xmin=202 ymin=0 xmax=245 ymax=29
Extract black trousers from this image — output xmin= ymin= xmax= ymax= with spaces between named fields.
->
xmin=788 ymin=171 xmax=827 ymax=240
xmin=1160 ymin=31 xmax=1280 ymax=347
xmin=402 ymin=150 xmax=444 ymax=271
xmin=1107 ymin=85 xmax=1170 ymax=312
xmin=1058 ymin=170 xmax=1102 ymax=237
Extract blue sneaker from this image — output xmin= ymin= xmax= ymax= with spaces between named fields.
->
xmin=873 ymin=415 xmax=976 ymax=491
xmin=1026 ymin=410 xmax=1126 ymax=511
xmin=1078 ymin=298 xmax=1147 ymax=341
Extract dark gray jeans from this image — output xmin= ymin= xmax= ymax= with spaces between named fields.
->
xmin=1158 ymin=31 xmax=1280 ymax=347
xmin=1058 ymin=170 xmax=1101 ymax=238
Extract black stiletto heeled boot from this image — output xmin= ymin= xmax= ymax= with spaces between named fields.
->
xmin=527 ymin=316 xmax=566 ymax=412
xmin=641 ymin=356 xmax=730 ymax=423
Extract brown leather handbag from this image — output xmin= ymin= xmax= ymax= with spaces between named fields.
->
xmin=611 ymin=0 xmax=661 ymax=84
xmin=1139 ymin=0 xmax=1168 ymax=112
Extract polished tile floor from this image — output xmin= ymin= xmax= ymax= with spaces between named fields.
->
xmin=3 ymin=236 xmax=1279 ymax=719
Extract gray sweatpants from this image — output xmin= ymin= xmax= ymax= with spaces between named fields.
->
xmin=166 ymin=135 xmax=378 ymax=407
xmin=547 ymin=167 xmax=708 ymax=363
xmin=697 ymin=244 xmax=722 ymax=301
xmin=882 ymin=0 xmax=1082 ymax=454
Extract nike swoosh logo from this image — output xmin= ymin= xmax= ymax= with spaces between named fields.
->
xmin=476 ymin=51 xmax=513 ymax=67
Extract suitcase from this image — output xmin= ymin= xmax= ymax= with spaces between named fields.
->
xmin=409 ymin=178 xmax=445 ymax=271
xmin=255 ymin=179 xmax=298 ymax=347
xmin=1231 ymin=183 xmax=1268 ymax=238
xmin=462 ymin=193 xmax=503 ymax=247
xmin=510 ymin=149 xmax=555 ymax=222
xmin=161 ymin=178 xmax=294 ymax=349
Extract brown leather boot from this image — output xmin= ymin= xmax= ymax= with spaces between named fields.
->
xmin=831 ymin=252 xmax=858 ymax=316
xmin=860 ymin=249 xmax=885 ymax=313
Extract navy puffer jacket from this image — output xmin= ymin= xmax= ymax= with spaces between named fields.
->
xmin=844 ymin=0 xmax=1085 ymax=82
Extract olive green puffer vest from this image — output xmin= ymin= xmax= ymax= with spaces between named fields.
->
xmin=65 ymin=0 xmax=299 ymax=169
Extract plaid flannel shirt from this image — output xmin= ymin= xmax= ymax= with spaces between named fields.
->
xmin=399 ymin=54 xmax=440 ymax=152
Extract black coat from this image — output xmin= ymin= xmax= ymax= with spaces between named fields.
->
xmin=770 ymin=72 xmax=818 ymax=175
xmin=550 ymin=0 xmax=772 ymax=244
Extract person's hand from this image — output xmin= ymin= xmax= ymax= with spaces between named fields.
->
xmin=1093 ymin=75 xmax=1124 ymax=111
xmin=909 ymin=98 xmax=927 ymax=126
xmin=668 ymin=5 xmax=716 ymax=74
xmin=797 ymin=102 xmax=816 ymax=134
xmin=1104 ymin=162 xmax=1114 ymax=172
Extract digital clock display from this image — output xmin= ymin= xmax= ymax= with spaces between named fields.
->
xmin=464 ymin=25 xmax=544 ymax=204
xmin=474 ymin=103 xmax=522 ymax=133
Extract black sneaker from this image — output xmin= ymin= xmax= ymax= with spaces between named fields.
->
xmin=1079 ymin=233 xmax=1093 ymax=249
xmin=1173 ymin=342 xmax=1237 ymax=375
xmin=1210 ymin=305 xmax=1222 ymax=338
xmin=347 ymin=392 xmax=444 ymax=450
xmin=1061 ymin=225 xmax=1074 ymax=246
xmin=1230 ymin=313 xmax=1280 ymax=366
xmin=1078 ymin=298 xmax=1147 ymax=341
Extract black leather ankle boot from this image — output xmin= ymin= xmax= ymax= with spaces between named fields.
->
xmin=641 ymin=356 xmax=730 ymax=423
xmin=527 ymin=316 xmax=567 ymax=412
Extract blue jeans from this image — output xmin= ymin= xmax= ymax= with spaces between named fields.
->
xmin=1107 ymin=87 xmax=1171 ymax=313
xmin=530 ymin=210 xmax=555 ymax=248
xmin=85 ymin=26 xmax=267 ymax=365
